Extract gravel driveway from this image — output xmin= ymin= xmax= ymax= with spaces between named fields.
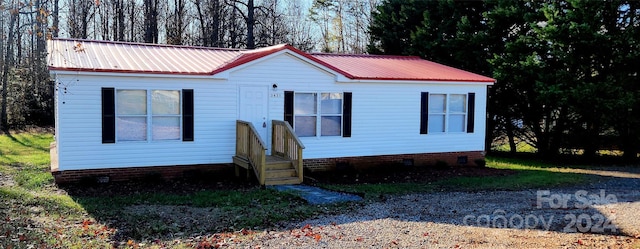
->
xmin=233 ymin=171 xmax=640 ymax=248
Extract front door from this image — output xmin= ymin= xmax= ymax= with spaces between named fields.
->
xmin=239 ymin=86 xmax=269 ymax=149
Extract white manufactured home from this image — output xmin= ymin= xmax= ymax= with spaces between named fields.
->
xmin=47 ymin=39 xmax=495 ymax=185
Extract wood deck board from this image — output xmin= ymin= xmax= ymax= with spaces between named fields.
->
xmin=265 ymin=155 xmax=290 ymax=164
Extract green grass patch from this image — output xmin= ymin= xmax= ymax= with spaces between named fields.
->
xmin=0 ymin=132 xmax=52 ymax=167
xmin=0 ymin=132 xmax=54 ymax=189
xmin=432 ymin=156 xmax=592 ymax=191
xmin=0 ymin=186 xmax=86 ymax=216
xmin=14 ymin=164 xmax=54 ymax=189
xmin=433 ymin=170 xmax=587 ymax=191
xmin=322 ymin=156 xmax=595 ymax=197
xmin=491 ymin=141 xmax=537 ymax=153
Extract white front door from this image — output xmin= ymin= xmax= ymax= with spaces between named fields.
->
xmin=239 ymin=86 xmax=269 ymax=149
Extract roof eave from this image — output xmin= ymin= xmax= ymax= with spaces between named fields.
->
xmin=48 ymin=67 xmax=228 ymax=79
xmin=338 ymin=77 xmax=495 ymax=84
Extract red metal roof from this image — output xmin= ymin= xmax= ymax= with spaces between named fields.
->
xmin=47 ymin=38 xmax=495 ymax=83
xmin=48 ymin=38 xmax=243 ymax=75
xmin=311 ymin=53 xmax=495 ymax=82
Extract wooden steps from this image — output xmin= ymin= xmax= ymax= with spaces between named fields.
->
xmin=264 ymin=155 xmax=301 ymax=185
xmin=265 ymin=176 xmax=301 ymax=185
xmin=234 ymin=155 xmax=302 ymax=185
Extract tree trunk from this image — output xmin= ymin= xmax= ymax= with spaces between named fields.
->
xmin=1 ymin=12 xmax=18 ymax=132
xmin=212 ymin=0 xmax=220 ymax=47
xmin=130 ymin=1 xmax=135 ymax=41
xmin=53 ymin=0 xmax=59 ymax=37
xmin=246 ymin=0 xmax=255 ymax=49
xmin=144 ymin=0 xmax=158 ymax=43
xmin=195 ymin=0 xmax=208 ymax=46
xmin=506 ymin=119 xmax=517 ymax=154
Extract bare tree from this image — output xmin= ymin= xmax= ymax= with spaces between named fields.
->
xmin=67 ymin=0 xmax=95 ymax=38
xmin=144 ymin=0 xmax=159 ymax=43
xmin=310 ymin=0 xmax=333 ymax=52
xmin=309 ymin=0 xmax=379 ymax=53
xmin=166 ymin=0 xmax=186 ymax=45
xmin=0 ymin=7 xmax=18 ymax=132
xmin=282 ymin=1 xmax=316 ymax=51
xmin=53 ymin=0 xmax=59 ymax=37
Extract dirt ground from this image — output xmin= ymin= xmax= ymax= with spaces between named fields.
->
xmin=305 ymin=163 xmax=515 ymax=185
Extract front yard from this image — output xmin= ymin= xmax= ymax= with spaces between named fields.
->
xmin=1 ymin=131 xmax=639 ymax=248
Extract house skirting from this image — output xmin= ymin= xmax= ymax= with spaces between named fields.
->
xmin=51 ymin=164 xmax=233 ymax=184
xmin=303 ymin=151 xmax=485 ymax=172
xmin=51 ymin=151 xmax=485 ymax=183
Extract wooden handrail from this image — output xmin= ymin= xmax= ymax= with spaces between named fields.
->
xmin=271 ymin=120 xmax=305 ymax=182
xmin=236 ymin=120 xmax=267 ymax=184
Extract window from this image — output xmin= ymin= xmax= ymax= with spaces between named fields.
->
xmin=284 ymin=91 xmax=351 ymax=138
xmin=151 ymin=90 xmax=181 ymax=140
xmin=428 ymin=94 xmax=446 ymax=133
xmin=448 ymin=94 xmax=467 ymax=133
xmin=320 ymin=93 xmax=343 ymax=136
xmin=294 ymin=93 xmax=317 ymax=136
xmin=293 ymin=92 xmax=343 ymax=137
xmin=116 ymin=90 xmax=148 ymax=141
xmin=116 ymin=89 xmax=181 ymax=141
xmin=429 ymin=93 xmax=466 ymax=133
xmin=425 ymin=93 xmax=468 ymax=134
xmin=103 ymin=88 xmax=193 ymax=143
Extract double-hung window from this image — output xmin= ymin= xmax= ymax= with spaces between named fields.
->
xmin=102 ymin=88 xmax=194 ymax=143
xmin=420 ymin=92 xmax=475 ymax=134
xmin=116 ymin=89 xmax=181 ymax=141
xmin=285 ymin=91 xmax=352 ymax=138
xmin=293 ymin=92 xmax=343 ymax=137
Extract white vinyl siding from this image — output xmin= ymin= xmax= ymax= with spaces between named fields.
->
xmin=53 ymin=75 xmax=234 ymax=171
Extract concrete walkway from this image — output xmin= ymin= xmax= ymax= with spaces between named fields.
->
xmin=269 ymin=185 xmax=363 ymax=205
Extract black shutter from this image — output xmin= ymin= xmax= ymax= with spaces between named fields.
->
xmin=101 ymin=88 xmax=116 ymax=143
xmin=420 ymin=92 xmax=429 ymax=134
xmin=284 ymin=91 xmax=294 ymax=127
xmin=182 ymin=89 xmax=194 ymax=141
xmin=342 ymin=92 xmax=352 ymax=137
xmin=467 ymin=92 xmax=475 ymax=133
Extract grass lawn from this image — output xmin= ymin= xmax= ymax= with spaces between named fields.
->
xmin=321 ymin=156 xmax=595 ymax=197
xmin=0 ymin=131 xmax=621 ymax=248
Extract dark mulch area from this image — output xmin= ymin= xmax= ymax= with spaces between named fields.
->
xmin=305 ymin=164 xmax=516 ymax=185
xmin=58 ymin=167 xmax=258 ymax=197
xmin=59 ymin=164 xmax=517 ymax=196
